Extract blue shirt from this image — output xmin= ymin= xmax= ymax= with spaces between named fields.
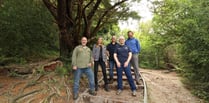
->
xmin=107 ymin=42 xmax=119 ymax=61
xmin=114 ymin=45 xmax=131 ymax=64
xmin=125 ymin=38 xmax=140 ymax=54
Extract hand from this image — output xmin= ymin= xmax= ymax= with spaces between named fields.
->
xmin=105 ymin=62 xmax=108 ymax=67
xmin=124 ymin=61 xmax=129 ymax=67
xmin=73 ymin=66 xmax=77 ymax=70
xmin=116 ymin=62 xmax=121 ymax=68
xmin=88 ymin=63 xmax=92 ymax=67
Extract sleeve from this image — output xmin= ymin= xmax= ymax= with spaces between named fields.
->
xmin=92 ymin=44 xmax=96 ymax=59
xmin=89 ymin=48 xmax=93 ymax=63
xmin=125 ymin=40 xmax=127 ymax=45
xmin=127 ymin=46 xmax=131 ymax=53
xmin=114 ymin=46 xmax=118 ymax=54
xmin=106 ymin=44 xmax=110 ymax=51
xmin=136 ymin=39 xmax=141 ymax=53
xmin=72 ymin=47 xmax=78 ymax=66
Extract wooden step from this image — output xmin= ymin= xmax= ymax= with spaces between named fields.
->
xmin=106 ymin=71 xmax=135 ymax=75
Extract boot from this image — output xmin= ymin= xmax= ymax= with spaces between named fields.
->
xmin=108 ymin=78 xmax=114 ymax=84
xmin=89 ymin=90 xmax=97 ymax=96
xmin=95 ymin=85 xmax=98 ymax=91
xmin=104 ymin=84 xmax=109 ymax=92
xmin=73 ymin=93 xmax=79 ymax=100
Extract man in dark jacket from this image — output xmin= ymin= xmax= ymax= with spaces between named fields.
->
xmin=114 ymin=36 xmax=137 ymax=96
xmin=107 ymin=36 xmax=118 ymax=84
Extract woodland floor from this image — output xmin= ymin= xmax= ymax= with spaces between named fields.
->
xmin=141 ymin=69 xmax=203 ymax=103
xmin=0 ymin=61 xmax=204 ymax=103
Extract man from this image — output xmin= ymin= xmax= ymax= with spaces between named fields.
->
xmin=114 ymin=36 xmax=137 ymax=96
xmin=125 ymin=31 xmax=141 ymax=84
xmin=107 ymin=36 xmax=118 ymax=84
xmin=72 ymin=37 xmax=96 ymax=100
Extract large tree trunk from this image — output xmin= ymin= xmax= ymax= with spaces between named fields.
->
xmin=57 ymin=0 xmax=75 ymax=60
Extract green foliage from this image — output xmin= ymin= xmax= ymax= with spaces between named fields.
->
xmin=0 ymin=0 xmax=59 ymax=64
xmin=152 ymin=0 xmax=209 ymax=101
xmin=55 ymin=66 xmax=69 ymax=76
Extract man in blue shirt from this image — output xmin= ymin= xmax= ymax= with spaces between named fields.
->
xmin=114 ymin=36 xmax=137 ymax=96
xmin=107 ymin=36 xmax=118 ymax=84
xmin=125 ymin=31 xmax=141 ymax=84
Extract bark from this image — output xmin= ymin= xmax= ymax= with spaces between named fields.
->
xmin=42 ymin=0 xmax=129 ymax=59
xmin=57 ymin=0 xmax=73 ymax=59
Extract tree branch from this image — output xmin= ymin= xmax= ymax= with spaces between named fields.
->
xmin=42 ymin=0 xmax=57 ymax=20
xmin=92 ymin=0 xmax=128 ymax=35
xmin=87 ymin=0 xmax=102 ymax=20
xmin=83 ymin=0 xmax=94 ymax=25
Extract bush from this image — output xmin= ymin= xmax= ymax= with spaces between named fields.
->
xmin=0 ymin=0 xmax=59 ymax=64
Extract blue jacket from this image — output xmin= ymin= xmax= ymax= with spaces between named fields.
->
xmin=125 ymin=38 xmax=140 ymax=54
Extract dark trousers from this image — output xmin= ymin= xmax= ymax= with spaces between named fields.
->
xmin=94 ymin=59 xmax=108 ymax=86
xmin=116 ymin=64 xmax=136 ymax=91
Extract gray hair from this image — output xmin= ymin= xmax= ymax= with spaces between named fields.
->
xmin=119 ymin=35 xmax=125 ymax=40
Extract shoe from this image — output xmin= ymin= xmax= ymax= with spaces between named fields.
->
xmin=73 ymin=93 xmax=79 ymax=100
xmin=136 ymin=79 xmax=140 ymax=85
xmin=104 ymin=85 xmax=109 ymax=92
xmin=95 ymin=85 xmax=98 ymax=91
xmin=116 ymin=89 xmax=122 ymax=95
xmin=108 ymin=79 xmax=114 ymax=84
xmin=89 ymin=90 xmax=97 ymax=96
xmin=132 ymin=90 xmax=137 ymax=96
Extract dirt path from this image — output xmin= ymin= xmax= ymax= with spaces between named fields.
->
xmin=140 ymin=69 xmax=203 ymax=103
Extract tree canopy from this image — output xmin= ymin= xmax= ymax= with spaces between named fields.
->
xmin=42 ymin=0 xmax=140 ymax=59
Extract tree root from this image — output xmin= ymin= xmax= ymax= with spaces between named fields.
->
xmin=19 ymin=74 xmax=43 ymax=94
xmin=10 ymin=89 xmax=42 ymax=103
xmin=41 ymin=92 xmax=56 ymax=103
xmin=26 ymin=98 xmax=35 ymax=103
xmin=63 ymin=76 xmax=71 ymax=102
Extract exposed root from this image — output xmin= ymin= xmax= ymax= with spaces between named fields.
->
xmin=26 ymin=98 xmax=35 ymax=103
xmin=11 ymin=82 xmax=24 ymax=89
xmin=63 ymin=76 xmax=71 ymax=102
xmin=10 ymin=89 xmax=42 ymax=103
xmin=19 ymin=74 xmax=43 ymax=94
xmin=53 ymin=86 xmax=61 ymax=96
xmin=41 ymin=92 xmax=56 ymax=103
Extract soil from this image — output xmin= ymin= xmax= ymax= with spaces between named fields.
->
xmin=0 ymin=64 xmax=204 ymax=103
xmin=141 ymin=69 xmax=203 ymax=103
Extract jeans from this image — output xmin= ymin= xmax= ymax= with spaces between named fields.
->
xmin=73 ymin=67 xmax=95 ymax=94
xmin=109 ymin=60 xmax=116 ymax=80
xmin=116 ymin=64 xmax=136 ymax=91
xmin=94 ymin=59 xmax=108 ymax=86
xmin=130 ymin=54 xmax=140 ymax=81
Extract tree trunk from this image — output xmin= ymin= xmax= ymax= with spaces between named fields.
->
xmin=57 ymin=0 xmax=74 ymax=60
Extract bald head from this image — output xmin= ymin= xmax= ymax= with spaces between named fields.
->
xmin=119 ymin=36 xmax=125 ymax=45
xmin=111 ymin=36 xmax=117 ymax=43
xmin=81 ymin=37 xmax=87 ymax=46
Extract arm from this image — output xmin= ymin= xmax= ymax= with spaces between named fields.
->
xmin=114 ymin=53 xmax=121 ymax=68
xmin=72 ymin=47 xmax=78 ymax=70
xmin=92 ymin=44 xmax=96 ymax=59
xmin=136 ymin=39 xmax=141 ymax=53
xmin=106 ymin=44 xmax=110 ymax=57
xmin=127 ymin=52 xmax=132 ymax=63
xmin=124 ymin=52 xmax=132 ymax=67
xmin=88 ymin=48 xmax=93 ymax=67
